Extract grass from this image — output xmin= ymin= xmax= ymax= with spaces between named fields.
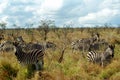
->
xmin=0 ymin=28 xmax=120 ymax=80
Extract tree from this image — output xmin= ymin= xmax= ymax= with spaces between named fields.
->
xmin=0 ymin=22 xmax=7 ymax=34
xmin=25 ymin=23 xmax=34 ymax=42
xmin=38 ymin=19 xmax=55 ymax=41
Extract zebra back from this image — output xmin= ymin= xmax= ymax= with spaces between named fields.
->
xmin=71 ymin=39 xmax=91 ymax=52
xmin=89 ymin=41 xmax=109 ymax=51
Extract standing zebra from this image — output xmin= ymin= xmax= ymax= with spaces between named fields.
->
xmin=13 ymin=42 xmax=44 ymax=70
xmin=87 ymin=45 xmax=115 ymax=67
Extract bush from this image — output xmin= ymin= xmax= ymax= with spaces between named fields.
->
xmin=0 ymin=62 xmax=18 ymax=80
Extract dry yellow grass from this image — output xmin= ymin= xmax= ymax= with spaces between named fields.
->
xmin=0 ymin=28 xmax=120 ymax=80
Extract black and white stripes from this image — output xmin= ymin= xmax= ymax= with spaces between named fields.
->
xmin=87 ymin=45 xmax=115 ymax=67
xmin=13 ymin=42 xmax=44 ymax=70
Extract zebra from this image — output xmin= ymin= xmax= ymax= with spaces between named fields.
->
xmin=16 ymin=41 xmax=56 ymax=53
xmin=15 ymin=36 xmax=25 ymax=43
xmin=87 ymin=45 xmax=115 ymax=67
xmin=91 ymin=32 xmax=100 ymax=42
xmin=89 ymin=40 xmax=109 ymax=51
xmin=45 ymin=41 xmax=56 ymax=50
xmin=71 ymin=39 xmax=90 ymax=52
xmin=13 ymin=42 xmax=44 ymax=70
xmin=71 ymin=32 xmax=100 ymax=52
xmin=0 ymin=41 xmax=15 ymax=52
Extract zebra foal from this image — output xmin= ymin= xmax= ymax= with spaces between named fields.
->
xmin=87 ymin=45 xmax=115 ymax=67
xmin=13 ymin=42 xmax=44 ymax=70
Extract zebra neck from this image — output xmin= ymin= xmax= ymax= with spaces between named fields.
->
xmin=15 ymin=47 xmax=25 ymax=57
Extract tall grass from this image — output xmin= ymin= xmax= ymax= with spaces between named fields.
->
xmin=0 ymin=28 xmax=120 ymax=80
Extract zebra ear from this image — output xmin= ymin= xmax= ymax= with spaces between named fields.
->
xmin=12 ymin=41 xmax=19 ymax=47
xmin=13 ymin=46 xmax=16 ymax=53
xmin=108 ymin=44 xmax=115 ymax=49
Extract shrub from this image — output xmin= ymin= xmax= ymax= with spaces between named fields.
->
xmin=0 ymin=62 xmax=18 ymax=80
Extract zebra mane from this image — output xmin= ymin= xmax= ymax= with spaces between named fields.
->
xmin=13 ymin=41 xmax=23 ymax=53
xmin=104 ymin=44 xmax=115 ymax=52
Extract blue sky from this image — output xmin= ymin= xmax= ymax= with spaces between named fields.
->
xmin=0 ymin=0 xmax=120 ymax=28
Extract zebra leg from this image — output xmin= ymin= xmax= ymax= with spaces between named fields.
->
xmin=39 ymin=59 xmax=44 ymax=70
xmin=35 ymin=60 xmax=44 ymax=70
xmin=101 ymin=61 xmax=104 ymax=67
xmin=35 ymin=63 xmax=39 ymax=70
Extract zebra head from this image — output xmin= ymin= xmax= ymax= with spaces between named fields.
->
xmin=71 ymin=40 xmax=80 ymax=50
xmin=104 ymin=44 xmax=115 ymax=57
xmin=45 ymin=41 xmax=56 ymax=50
xmin=0 ymin=42 xmax=5 ymax=51
xmin=91 ymin=33 xmax=100 ymax=42
xmin=0 ymin=35 xmax=4 ymax=41
xmin=15 ymin=36 xmax=25 ymax=43
xmin=12 ymin=41 xmax=25 ymax=57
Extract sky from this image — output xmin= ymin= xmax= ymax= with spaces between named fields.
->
xmin=0 ymin=0 xmax=120 ymax=28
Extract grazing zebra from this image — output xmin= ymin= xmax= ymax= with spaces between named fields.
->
xmin=87 ymin=45 xmax=115 ymax=67
xmin=13 ymin=42 xmax=44 ymax=70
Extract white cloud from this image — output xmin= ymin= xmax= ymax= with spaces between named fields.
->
xmin=99 ymin=0 xmax=120 ymax=9
xmin=0 ymin=0 xmax=9 ymax=14
xmin=0 ymin=16 xmax=8 ymax=23
xmin=24 ymin=6 xmax=35 ymax=12
xmin=34 ymin=0 xmax=63 ymax=17
xmin=78 ymin=8 xmax=119 ymax=24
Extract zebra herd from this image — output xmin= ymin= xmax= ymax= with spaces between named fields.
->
xmin=71 ymin=33 xmax=115 ymax=67
xmin=0 ymin=36 xmax=56 ymax=70
xmin=0 ymin=32 xmax=115 ymax=71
